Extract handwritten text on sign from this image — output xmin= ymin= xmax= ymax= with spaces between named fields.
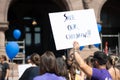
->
xmin=49 ymin=9 xmax=101 ymax=50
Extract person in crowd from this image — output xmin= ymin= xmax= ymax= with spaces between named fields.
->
xmin=70 ymin=41 xmax=112 ymax=80
xmin=0 ymin=55 xmax=10 ymax=80
xmin=56 ymin=57 xmax=69 ymax=80
xmin=0 ymin=66 xmax=2 ymax=80
xmin=33 ymin=51 xmax=66 ymax=80
xmin=26 ymin=55 xmax=32 ymax=64
xmin=0 ymin=57 xmax=3 ymax=80
xmin=107 ymin=55 xmax=120 ymax=80
xmin=19 ymin=53 xmax=40 ymax=80
xmin=85 ymin=55 xmax=94 ymax=68
xmin=85 ymin=55 xmax=94 ymax=80
xmin=67 ymin=49 xmax=85 ymax=80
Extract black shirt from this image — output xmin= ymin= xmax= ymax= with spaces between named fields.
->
xmin=19 ymin=66 xmax=40 ymax=80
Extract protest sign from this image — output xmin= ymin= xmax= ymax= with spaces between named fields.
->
xmin=49 ymin=9 xmax=101 ymax=50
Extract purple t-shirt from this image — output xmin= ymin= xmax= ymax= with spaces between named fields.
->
xmin=33 ymin=73 xmax=66 ymax=80
xmin=91 ymin=68 xmax=112 ymax=80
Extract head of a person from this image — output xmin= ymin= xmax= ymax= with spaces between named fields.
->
xmin=26 ymin=55 xmax=31 ymax=64
xmin=109 ymin=55 xmax=118 ymax=65
xmin=93 ymin=51 xmax=108 ymax=68
xmin=85 ymin=55 xmax=94 ymax=67
xmin=40 ymin=51 xmax=57 ymax=75
xmin=106 ymin=55 xmax=119 ymax=69
xmin=67 ymin=48 xmax=75 ymax=67
xmin=0 ymin=55 xmax=7 ymax=63
xmin=56 ymin=57 xmax=68 ymax=78
xmin=30 ymin=53 xmax=40 ymax=66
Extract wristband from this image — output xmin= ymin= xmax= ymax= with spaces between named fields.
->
xmin=73 ymin=49 xmax=80 ymax=53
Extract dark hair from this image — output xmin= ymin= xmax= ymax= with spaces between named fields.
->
xmin=93 ymin=51 xmax=108 ymax=65
xmin=85 ymin=55 xmax=94 ymax=67
xmin=40 ymin=51 xmax=57 ymax=75
xmin=0 ymin=55 xmax=7 ymax=61
xmin=56 ymin=57 xmax=68 ymax=79
xmin=69 ymin=62 xmax=80 ymax=80
xmin=67 ymin=48 xmax=80 ymax=80
xmin=30 ymin=53 xmax=40 ymax=66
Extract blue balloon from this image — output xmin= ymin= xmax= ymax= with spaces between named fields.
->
xmin=79 ymin=46 xmax=84 ymax=50
xmin=13 ymin=29 xmax=21 ymax=39
xmin=94 ymin=43 xmax=100 ymax=48
xmin=5 ymin=42 xmax=19 ymax=60
xmin=97 ymin=24 xmax=102 ymax=32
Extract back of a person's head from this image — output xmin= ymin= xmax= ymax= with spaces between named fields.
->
xmin=93 ymin=51 xmax=108 ymax=65
xmin=85 ymin=55 xmax=94 ymax=67
xmin=108 ymin=55 xmax=119 ymax=66
xmin=40 ymin=51 xmax=57 ymax=74
xmin=30 ymin=53 xmax=40 ymax=66
xmin=56 ymin=57 xmax=68 ymax=77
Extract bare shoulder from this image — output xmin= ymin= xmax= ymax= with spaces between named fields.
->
xmin=109 ymin=67 xmax=120 ymax=80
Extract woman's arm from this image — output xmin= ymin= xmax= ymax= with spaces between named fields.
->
xmin=5 ymin=69 xmax=10 ymax=80
xmin=73 ymin=41 xmax=92 ymax=77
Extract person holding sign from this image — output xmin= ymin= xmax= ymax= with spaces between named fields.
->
xmin=70 ymin=41 xmax=112 ymax=80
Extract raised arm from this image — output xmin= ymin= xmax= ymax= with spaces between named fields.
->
xmin=73 ymin=41 xmax=92 ymax=77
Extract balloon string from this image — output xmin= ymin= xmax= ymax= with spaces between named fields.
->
xmin=10 ymin=59 xmax=14 ymax=80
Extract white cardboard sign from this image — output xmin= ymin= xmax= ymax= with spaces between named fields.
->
xmin=18 ymin=64 xmax=32 ymax=78
xmin=49 ymin=9 xmax=101 ymax=50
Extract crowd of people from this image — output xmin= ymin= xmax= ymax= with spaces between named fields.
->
xmin=0 ymin=41 xmax=120 ymax=80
